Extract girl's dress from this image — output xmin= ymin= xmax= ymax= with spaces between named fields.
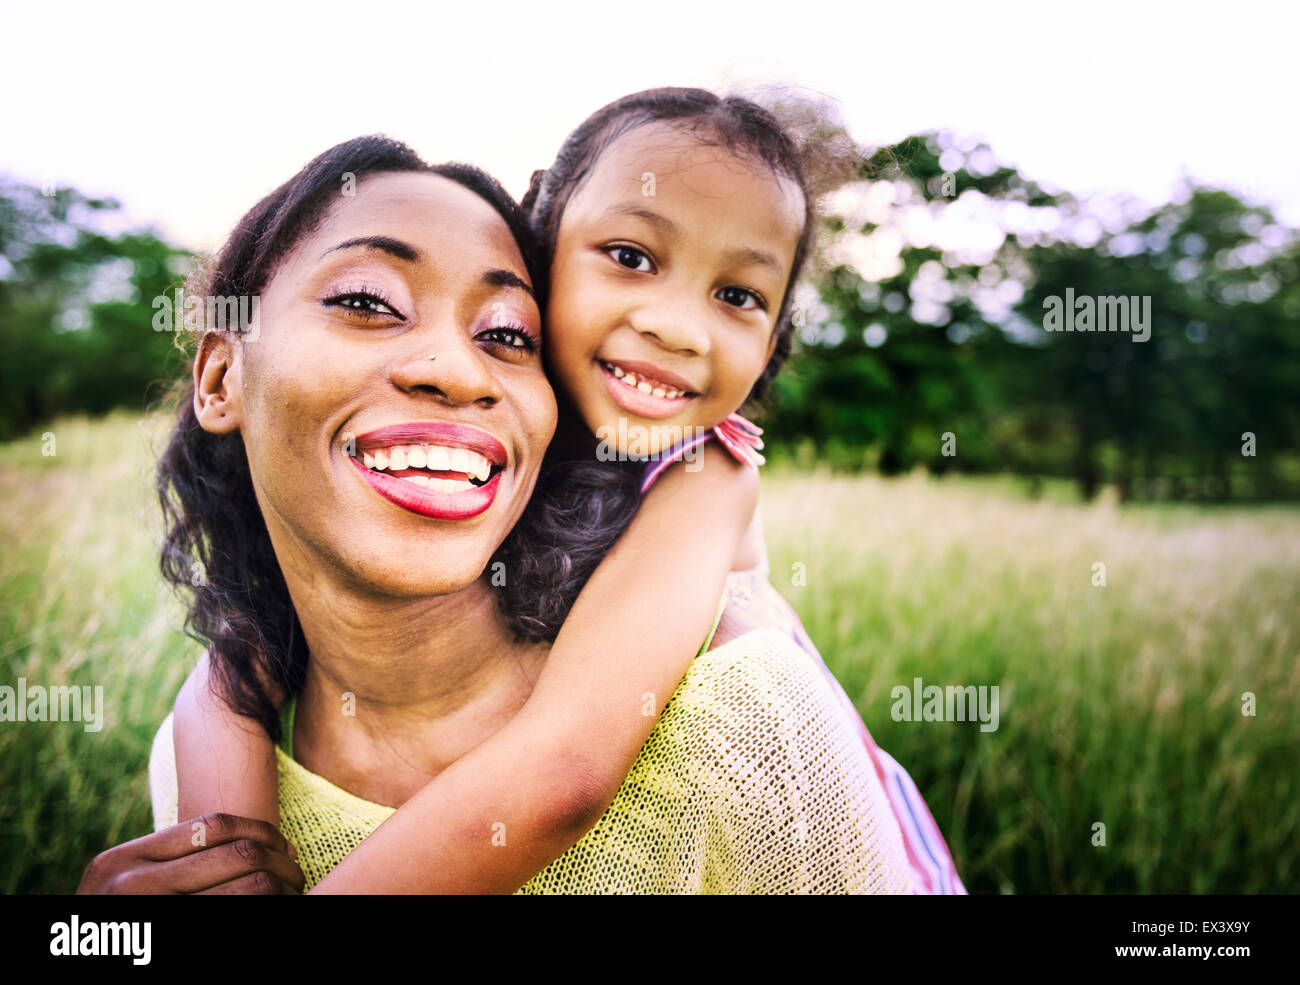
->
xmin=642 ymin=414 xmax=967 ymax=895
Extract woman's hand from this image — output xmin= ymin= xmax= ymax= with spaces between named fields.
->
xmin=77 ymin=813 xmax=304 ymax=894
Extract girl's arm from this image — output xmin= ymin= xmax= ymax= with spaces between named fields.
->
xmin=311 ymin=441 xmax=758 ymax=893
xmin=173 ymin=650 xmax=281 ymax=827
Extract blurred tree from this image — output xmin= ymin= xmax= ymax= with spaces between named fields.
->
xmin=0 ymin=178 xmax=192 ymax=439
xmin=767 ymin=133 xmax=1300 ymax=500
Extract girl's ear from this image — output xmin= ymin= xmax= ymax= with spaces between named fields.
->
xmin=193 ymin=333 xmax=243 ymax=434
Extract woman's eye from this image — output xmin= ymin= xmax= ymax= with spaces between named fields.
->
xmin=322 ymin=292 xmax=402 ymax=320
xmin=478 ymin=328 xmax=538 ymax=354
xmin=718 ymin=286 xmax=764 ymax=311
xmin=603 ymin=245 xmax=655 ymax=273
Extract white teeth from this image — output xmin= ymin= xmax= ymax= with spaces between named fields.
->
xmin=427 ymin=446 xmax=451 ymax=471
xmin=605 ymin=361 xmax=689 ymax=398
xmin=365 ymin=443 xmax=495 ymax=483
xmin=397 ymin=473 xmax=475 ymax=493
xmin=465 ymin=452 xmax=491 ymax=482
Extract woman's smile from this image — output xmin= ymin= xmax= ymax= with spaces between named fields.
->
xmin=348 ymin=421 xmax=508 ymax=520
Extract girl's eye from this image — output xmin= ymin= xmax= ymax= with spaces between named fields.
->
xmin=603 ymin=245 xmax=655 ymax=273
xmin=478 ymin=326 xmax=539 ymax=355
xmin=718 ymin=286 xmax=765 ymax=311
xmin=322 ymin=291 xmax=403 ymax=321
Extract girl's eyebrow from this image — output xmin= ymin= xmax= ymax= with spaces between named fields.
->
xmin=604 ymin=203 xmax=679 ymax=237
xmin=604 ymin=204 xmax=781 ymax=271
xmin=319 ymin=236 xmax=420 ymax=262
xmin=721 ymin=245 xmax=782 ymax=272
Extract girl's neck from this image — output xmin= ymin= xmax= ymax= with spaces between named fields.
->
xmin=545 ymin=399 xmax=600 ymax=463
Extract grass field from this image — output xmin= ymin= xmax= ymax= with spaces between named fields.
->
xmin=2 ymin=410 xmax=1297 ymax=893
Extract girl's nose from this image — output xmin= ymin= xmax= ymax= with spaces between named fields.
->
xmin=629 ymin=290 xmax=712 ymax=357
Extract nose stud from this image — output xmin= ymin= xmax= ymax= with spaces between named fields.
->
xmin=428 ymin=354 xmax=437 ymax=361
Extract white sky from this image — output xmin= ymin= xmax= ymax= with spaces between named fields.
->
xmin=2 ymin=0 xmax=1295 ymax=252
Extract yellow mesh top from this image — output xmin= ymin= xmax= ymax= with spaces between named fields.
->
xmin=150 ymin=628 xmax=914 ymax=894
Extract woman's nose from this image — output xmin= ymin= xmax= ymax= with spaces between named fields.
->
xmin=628 ymin=289 xmax=712 ymax=357
xmin=389 ymin=329 xmax=504 ymax=407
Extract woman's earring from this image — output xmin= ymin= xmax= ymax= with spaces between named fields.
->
xmin=428 ymin=354 xmax=437 ymax=361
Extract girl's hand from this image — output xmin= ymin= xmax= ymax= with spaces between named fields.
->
xmin=77 ymin=813 xmax=304 ymax=894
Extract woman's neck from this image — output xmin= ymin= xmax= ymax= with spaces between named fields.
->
xmin=287 ymin=575 xmax=549 ymax=806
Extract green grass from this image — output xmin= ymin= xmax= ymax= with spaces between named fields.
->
xmin=2 ymin=412 xmax=1297 ymax=893
xmin=761 ymin=468 xmax=1300 ymax=893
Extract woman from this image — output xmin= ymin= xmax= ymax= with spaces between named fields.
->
xmin=79 ymin=136 xmax=911 ymax=893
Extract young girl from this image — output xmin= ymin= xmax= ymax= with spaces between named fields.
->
xmin=171 ymin=87 xmax=965 ymax=894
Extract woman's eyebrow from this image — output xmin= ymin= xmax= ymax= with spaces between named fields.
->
xmin=319 ymin=236 xmax=420 ymax=262
xmin=482 ymin=268 xmax=534 ymax=299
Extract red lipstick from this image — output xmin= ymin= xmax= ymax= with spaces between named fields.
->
xmin=348 ymin=421 xmax=508 ymax=521
xmin=353 ymin=422 xmax=506 ymax=464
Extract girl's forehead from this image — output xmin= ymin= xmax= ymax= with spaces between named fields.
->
xmin=572 ymin=121 xmax=805 ymax=244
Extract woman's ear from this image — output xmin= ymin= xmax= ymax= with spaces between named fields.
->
xmin=193 ymin=333 xmax=243 ymax=434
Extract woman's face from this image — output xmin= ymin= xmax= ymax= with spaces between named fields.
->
xmin=201 ymin=171 xmax=556 ymax=600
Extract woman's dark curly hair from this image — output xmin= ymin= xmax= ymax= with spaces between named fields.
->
xmin=520 ymin=85 xmax=867 ymax=405
xmin=158 ymin=135 xmax=626 ymax=741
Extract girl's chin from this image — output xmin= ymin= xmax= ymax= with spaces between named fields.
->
xmin=583 ymin=403 xmax=716 ymax=459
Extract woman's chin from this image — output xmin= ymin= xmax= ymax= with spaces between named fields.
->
xmin=328 ymin=543 xmax=491 ymax=602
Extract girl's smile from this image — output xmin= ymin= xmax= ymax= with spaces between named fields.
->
xmin=597 ymin=358 xmax=698 ymax=419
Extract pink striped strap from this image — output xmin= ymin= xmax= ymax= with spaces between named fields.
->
xmin=640 ymin=413 xmax=765 ymax=494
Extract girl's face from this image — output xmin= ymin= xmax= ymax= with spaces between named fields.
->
xmin=545 ymin=121 xmax=805 ymax=454
xmin=199 ymin=171 xmax=556 ymax=600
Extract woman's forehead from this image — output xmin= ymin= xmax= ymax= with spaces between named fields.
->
xmin=308 ymin=171 xmax=525 ymax=271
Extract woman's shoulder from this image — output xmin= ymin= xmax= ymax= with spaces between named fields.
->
xmin=148 ymin=712 xmax=179 ymax=832
xmin=672 ymin=627 xmax=835 ymax=718
xmin=652 ymin=628 xmax=913 ymax=893
xmin=662 ymin=628 xmax=866 ymax=776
